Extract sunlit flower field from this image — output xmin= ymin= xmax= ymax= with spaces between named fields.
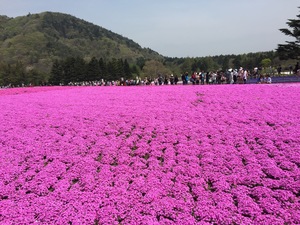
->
xmin=0 ymin=84 xmax=299 ymax=224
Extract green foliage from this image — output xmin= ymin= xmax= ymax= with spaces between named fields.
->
xmin=261 ymin=58 xmax=272 ymax=68
xmin=165 ymin=51 xmax=278 ymax=74
xmin=0 ymin=61 xmax=45 ymax=86
xmin=277 ymin=7 xmax=300 ymax=60
xmin=49 ymin=59 xmax=63 ymax=85
xmin=87 ymin=57 xmax=100 ymax=81
xmin=180 ymin=58 xmax=193 ymax=73
xmin=48 ymin=57 xmax=136 ymax=84
xmin=136 ymin=57 xmax=146 ymax=70
xmin=142 ymin=60 xmax=171 ymax=79
xmin=0 ymin=11 xmax=164 ymax=76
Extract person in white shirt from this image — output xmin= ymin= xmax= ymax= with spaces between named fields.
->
xmin=266 ymin=75 xmax=272 ymax=84
xmin=233 ymin=69 xmax=238 ymax=84
xmin=243 ymin=70 xmax=248 ymax=84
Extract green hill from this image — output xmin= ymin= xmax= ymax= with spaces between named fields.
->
xmin=0 ymin=12 xmax=163 ymax=73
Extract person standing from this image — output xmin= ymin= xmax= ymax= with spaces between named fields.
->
xmin=289 ymin=65 xmax=293 ymax=74
xmin=191 ymin=72 xmax=196 ymax=85
xmin=158 ymin=75 xmax=163 ymax=85
xmin=206 ymin=72 xmax=210 ymax=84
xmin=229 ymin=69 xmax=234 ymax=84
xmin=181 ymin=73 xmax=186 ymax=85
xmin=185 ymin=72 xmax=189 ymax=85
xmin=174 ymin=75 xmax=179 ymax=85
xmin=170 ymin=74 xmax=174 ymax=85
xmin=294 ymin=62 xmax=299 ymax=74
xmin=243 ymin=69 xmax=248 ymax=84
xmin=277 ymin=65 xmax=282 ymax=76
xmin=164 ymin=76 xmax=168 ymax=85
xmin=200 ymin=72 xmax=205 ymax=85
xmin=238 ymin=67 xmax=244 ymax=84
xmin=233 ymin=69 xmax=238 ymax=84
xmin=266 ymin=75 xmax=272 ymax=84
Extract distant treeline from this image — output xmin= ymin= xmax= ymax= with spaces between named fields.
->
xmin=0 ymin=57 xmax=141 ymax=87
xmin=0 ymin=51 xmax=296 ymax=87
xmin=165 ymin=51 xmax=280 ymax=73
xmin=49 ymin=57 xmax=140 ymax=85
xmin=0 ymin=62 xmax=48 ymax=87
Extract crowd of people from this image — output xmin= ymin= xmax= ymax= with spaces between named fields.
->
xmin=136 ymin=67 xmax=271 ymax=86
xmin=1 ymin=63 xmax=300 ymax=88
xmin=66 ymin=67 xmax=272 ymax=87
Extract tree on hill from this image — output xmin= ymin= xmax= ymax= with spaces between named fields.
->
xmin=142 ymin=60 xmax=171 ymax=79
xmin=277 ymin=7 xmax=300 ymax=60
xmin=49 ymin=60 xmax=63 ymax=85
xmin=87 ymin=57 xmax=100 ymax=81
xmin=123 ymin=59 xmax=131 ymax=79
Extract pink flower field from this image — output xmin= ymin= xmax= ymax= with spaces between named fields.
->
xmin=0 ymin=84 xmax=299 ymax=224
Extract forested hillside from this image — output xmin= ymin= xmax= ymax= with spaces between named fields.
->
xmin=0 ymin=12 xmax=163 ymax=72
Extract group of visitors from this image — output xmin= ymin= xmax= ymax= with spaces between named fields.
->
xmin=66 ymin=65 xmax=280 ymax=86
xmin=180 ymin=68 xmax=249 ymax=85
xmin=2 ymin=63 xmax=300 ymax=88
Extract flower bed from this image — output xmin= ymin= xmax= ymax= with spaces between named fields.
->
xmin=0 ymin=84 xmax=299 ymax=224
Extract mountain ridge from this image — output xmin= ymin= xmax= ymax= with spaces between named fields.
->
xmin=0 ymin=11 xmax=163 ymax=73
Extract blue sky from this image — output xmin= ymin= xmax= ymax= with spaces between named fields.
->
xmin=0 ymin=0 xmax=299 ymax=57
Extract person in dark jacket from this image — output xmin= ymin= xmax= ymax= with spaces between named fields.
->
xmin=174 ymin=75 xmax=179 ymax=85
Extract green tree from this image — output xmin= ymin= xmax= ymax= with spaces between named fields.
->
xmin=27 ymin=69 xmax=41 ymax=86
xmin=277 ymin=7 xmax=300 ymax=59
xmin=123 ymin=59 xmax=131 ymax=79
xmin=130 ymin=64 xmax=140 ymax=78
xmin=191 ymin=59 xmax=199 ymax=72
xmin=0 ymin=63 xmax=11 ymax=86
xmin=180 ymin=58 xmax=193 ymax=74
xmin=221 ymin=55 xmax=230 ymax=71
xmin=261 ymin=58 xmax=272 ymax=68
xmin=99 ymin=58 xmax=107 ymax=80
xmin=142 ymin=60 xmax=171 ymax=79
xmin=107 ymin=58 xmax=119 ymax=81
xmin=136 ymin=57 xmax=146 ymax=70
xmin=15 ymin=61 xmax=27 ymax=85
xmin=73 ymin=57 xmax=87 ymax=82
xmin=261 ymin=58 xmax=273 ymax=75
xmin=0 ymin=62 xmax=30 ymax=86
xmin=87 ymin=57 xmax=100 ymax=81
xmin=6 ymin=64 xmax=18 ymax=86
xmin=233 ymin=55 xmax=242 ymax=69
xmin=63 ymin=57 xmax=77 ymax=84
xmin=203 ymin=57 xmax=219 ymax=71
xmin=49 ymin=59 xmax=63 ymax=85
xmin=116 ymin=59 xmax=125 ymax=79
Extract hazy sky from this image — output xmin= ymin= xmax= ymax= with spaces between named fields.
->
xmin=0 ymin=0 xmax=299 ymax=57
